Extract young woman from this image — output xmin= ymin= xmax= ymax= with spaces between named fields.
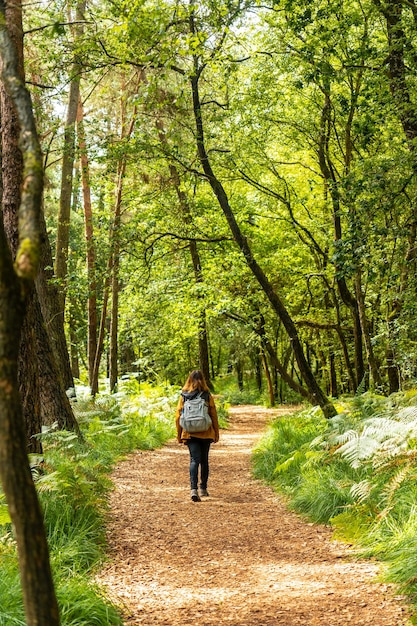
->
xmin=175 ymin=370 xmax=219 ymax=502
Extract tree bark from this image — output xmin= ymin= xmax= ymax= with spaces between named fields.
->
xmin=1 ymin=0 xmax=79 ymax=443
xmin=261 ymin=350 xmax=275 ymax=406
xmin=54 ymin=0 xmax=86 ymax=311
xmin=35 ymin=205 xmax=75 ymax=392
xmin=0 ymin=2 xmax=60 ymax=620
xmin=354 ymin=270 xmax=382 ymax=388
xmin=34 ymin=297 xmax=81 ymax=433
xmin=69 ymin=299 xmax=81 ymax=379
xmin=0 ymin=84 xmax=44 ymax=446
xmin=18 ymin=289 xmax=42 ymax=453
xmin=0 ymin=231 xmax=59 ymax=624
xmin=55 ymin=80 xmax=80 ymax=307
xmin=189 ymin=35 xmax=336 ymax=417
xmin=77 ymin=96 xmax=98 ymax=389
xmin=329 ymin=351 xmax=338 ymax=398
xmin=91 ymin=257 xmax=111 ymax=396
xmin=109 ymin=224 xmax=120 ymax=393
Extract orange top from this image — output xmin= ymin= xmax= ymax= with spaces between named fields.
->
xmin=175 ymin=393 xmax=219 ymax=443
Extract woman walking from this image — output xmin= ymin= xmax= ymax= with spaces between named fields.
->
xmin=176 ymin=370 xmax=219 ymax=502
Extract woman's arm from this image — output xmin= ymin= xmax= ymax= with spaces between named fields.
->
xmin=175 ymin=396 xmax=184 ymax=442
xmin=208 ymin=395 xmax=219 ymax=443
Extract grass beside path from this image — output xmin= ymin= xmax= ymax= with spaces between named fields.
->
xmin=0 ymin=381 xmax=177 ymax=626
xmin=253 ymin=392 xmax=417 ymax=622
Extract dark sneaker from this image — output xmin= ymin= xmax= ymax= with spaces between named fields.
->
xmin=199 ymin=488 xmax=209 ymax=497
xmin=191 ymin=489 xmax=201 ymax=502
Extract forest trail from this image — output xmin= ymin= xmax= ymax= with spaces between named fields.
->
xmin=97 ymin=405 xmax=410 ymax=626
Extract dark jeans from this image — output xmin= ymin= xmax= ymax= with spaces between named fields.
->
xmin=186 ymin=437 xmax=212 ymax=490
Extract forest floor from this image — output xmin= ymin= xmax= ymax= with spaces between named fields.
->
xmin=97 ymin=405 xmax=412 ymax=626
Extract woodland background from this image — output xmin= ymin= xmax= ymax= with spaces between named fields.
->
xmin=35 ymin=1 xmax=417 ymax=402
xmin=32 ymin=0 xmax=417 ymax=408
xmin=2 ymin=0 xmax=417 ymax=623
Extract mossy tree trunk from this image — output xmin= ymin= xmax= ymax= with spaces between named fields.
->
xmin=0 ymin=0 xmax=60 ymax=622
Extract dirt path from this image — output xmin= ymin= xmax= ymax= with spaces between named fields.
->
xmin=97 ymin=405 xmax=410 ymax=625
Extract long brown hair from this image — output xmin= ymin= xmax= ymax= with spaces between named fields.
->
xmin=182 ymin=369 xmax=209 ymax=393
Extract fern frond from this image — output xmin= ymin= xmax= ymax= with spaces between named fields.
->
xmin=310 ymin=435 xmax=324 ymax=448
xmin=355 ymin=375 xmax=368 ymax=396
xmin=335 ymin=429 xmax=359 ymax=445
xmin=274 ymin=450 xmax=305 ymax=474
xmin=396 ymin=406 xmax=417 ymax=423
xmin=335 ymin=434 xmax=380 ymax=468
xmin=350 ymin=480 xmax=373 ymax=502
xmin=382 ymin=465 xmax=416 ymax=504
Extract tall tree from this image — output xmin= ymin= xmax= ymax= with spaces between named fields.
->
xmin=155 ymin=109 xmax=212 ymax=387
xmin=77 ymin=95 xmax=98 ymax=389
xmin=2 ymin=0 xmax=78 ymax=442
xmin=0 ymin=1 xmax=59 ymax=621
xmin=55 ymin=0 xmax=86 ymax=311
xmin=187 ymin=7 xmax=337 ymax=417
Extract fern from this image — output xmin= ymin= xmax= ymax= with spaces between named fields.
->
xmin=355 ymin=374 xmax=368 ymax=396
xmin=336 ymin=434 xmax=380 ymax=468
xmin=350 ymin=480 xmax=373 ymax=503
xmin=253 ymin=392 xmax=417 ymax=616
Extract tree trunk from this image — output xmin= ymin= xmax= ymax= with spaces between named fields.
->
xmin=1 ymin=0 xmax=79 ymax=443
xmin=317 ymin=86 xmax=364 ymax=390
xmin=189 ymin=236 xmax=211 ymax=387
xmin=55 ymin=80 xmax=80 ymax=308
xmin=376 ymin=0 xmax=417 ymax=389
xmin=189 ymin=41 xmax=336 ymax=418
xmin=257 ymin=317 xmax=309 ymax=399
xmin=386 ymin=345 xmax=400 ymax=394
xmin=35 ymin=205 xmax=75 ymax=391
xmin=34 ymin=297 xmax=81 ymax=433
xmin=329 ymin=351 xmax=338 ymax=397
xmin=91 ymin=259 xmax=111 ymax=396
xmin=18 ymin=289 xmax=42 ymax=453
xmin=0 ymin=84 xmax=43 ymax=445
xmin=0 ymin=6 xmax=39 ymax=447
xmin=77 ymin=96 xmax=98 ymax=388
xmin=236 ymin=359 xmax=244 ymax=392
xmin=354 ymin=270 xmax=382 ymax=389
xmin=156 ymin=111 xmax=212 ymax=387
xmin=255 ymin=352 xmax=262 ymax=392
xmin=92 ymin=91 xmax=137 ymax=395
xmin=108 ymin=155 xmax=124 ymax=393
xmin=261 ymin=350 xmax=275 ymax=406
xmin=109 ymin=235 xmax=120 ymax=393
xmin=68 ymin=297 xmax=81 ymax=379
xmin=0 ymin=234 xmax=59 ymax=624
xmin=54 ymin=0 xmax=86 ymax=311
xmin=0 ymin=3 xmax=60 ymax=620
xmin=380 ymin=0 xmax=417 ymax=150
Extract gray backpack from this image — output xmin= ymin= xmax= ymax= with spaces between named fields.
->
xmin=180 ymin=393 xmax=212 ymax=433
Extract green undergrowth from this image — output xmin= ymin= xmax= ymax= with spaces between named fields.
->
xmin=252 ymin=390 xmax=417 ymax=621
xmin=0 ymin=380 xmax=178 ymax=625
xmin=214 ymin=373 xmax=302 ymax=407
